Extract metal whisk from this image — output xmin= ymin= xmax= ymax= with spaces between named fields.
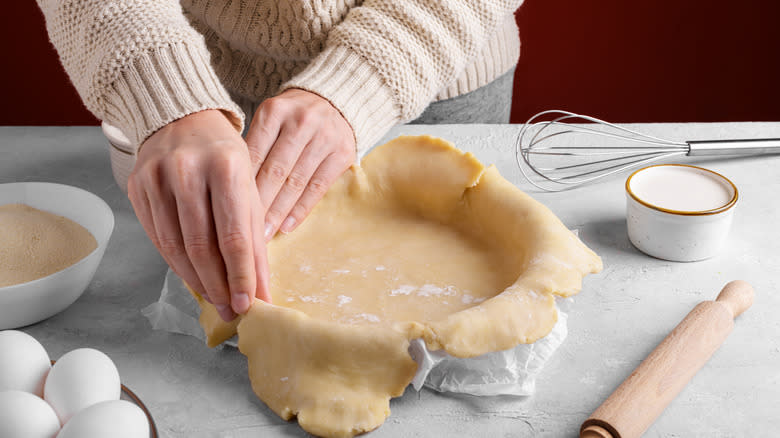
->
xmin=515 ymin=110 xmax=780 ymax=191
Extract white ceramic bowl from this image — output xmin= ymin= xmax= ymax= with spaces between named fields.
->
xmin=625 ymin=164 xmax=738 ymax=262
xmin=0 ymin=183 xmax=114 ymax=329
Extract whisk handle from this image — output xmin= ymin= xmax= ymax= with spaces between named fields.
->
xmin=687 ymin=138 xmax=780 ymax=156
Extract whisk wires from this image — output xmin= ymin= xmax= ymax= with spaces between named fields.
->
xmin=516 ymin=110 xmax=689 ymax=191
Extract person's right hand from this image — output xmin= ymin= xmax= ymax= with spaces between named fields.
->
xmin=127 ymin=109 xmax=271 ymax=322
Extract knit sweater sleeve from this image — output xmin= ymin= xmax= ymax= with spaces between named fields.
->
xmin=281 ymin=0 xmax=523 ymax=155
xmin=36 ymin=0 xmax=244 ymax=150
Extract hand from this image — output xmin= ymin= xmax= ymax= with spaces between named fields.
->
xmin=246 ymin=89 xmax=356 ymax=240
xmin=127 ymin=110 xmax=271 ymax=322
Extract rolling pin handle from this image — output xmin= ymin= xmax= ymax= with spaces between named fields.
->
xmin=715 ymin=280 xmax=754 ymax=318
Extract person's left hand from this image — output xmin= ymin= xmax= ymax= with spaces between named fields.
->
xmin=246 ymin=89 xmax=356 ymax=240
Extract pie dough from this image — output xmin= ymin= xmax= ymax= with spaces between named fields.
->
xmin=190 ymin=135 xmax=602 ymax=437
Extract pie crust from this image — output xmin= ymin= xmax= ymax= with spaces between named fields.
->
xmin=190 ymin=135 xmax=602 ymax=437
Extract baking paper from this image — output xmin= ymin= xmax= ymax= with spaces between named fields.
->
xmin=142 ymin=269 xmax=568 ymax=397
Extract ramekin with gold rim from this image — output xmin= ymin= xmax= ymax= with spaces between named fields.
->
xmin=625 ymin=164 xmax=738 ymax=262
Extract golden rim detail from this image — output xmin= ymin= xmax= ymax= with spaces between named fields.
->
xmin=625 ymin=164 xmax=738 ymax=216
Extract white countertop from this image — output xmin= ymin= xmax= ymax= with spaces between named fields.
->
xmin=2 ymin=122 xmax=779 ymax=437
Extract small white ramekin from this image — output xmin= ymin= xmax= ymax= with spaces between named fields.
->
xmin=625 ymin=164 xmax=738 ymax=262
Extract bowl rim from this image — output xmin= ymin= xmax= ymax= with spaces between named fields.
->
xmin=625 ymin=163 xmax=738 ymax=216
xmin=101 ymin=121 xmax=134 ymax=154
xmin=0 ymin=182 xmax=115 ymax=293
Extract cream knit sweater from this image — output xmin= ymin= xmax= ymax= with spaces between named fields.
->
xmin=37 ymin=0 xmax=521 ymax=178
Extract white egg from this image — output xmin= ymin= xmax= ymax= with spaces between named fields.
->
xmin=44 ymin=348 xmax=121 ymax=424
xmin=56 ymin=399 xmax=148 ymax=438
xmin=0 ymin=390 xmax=61 ymax=438
xmin=0 ymin=330 xmax=52 ymax=397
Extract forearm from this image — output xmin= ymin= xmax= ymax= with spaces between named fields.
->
xmin=283 ymin=0 xmax=523 ymax=154
xmin=36 ymin=0 xmax=243 ymax=149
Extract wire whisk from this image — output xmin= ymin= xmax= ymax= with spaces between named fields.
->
xmin=515 ymin=110 xmax=780 ymax=192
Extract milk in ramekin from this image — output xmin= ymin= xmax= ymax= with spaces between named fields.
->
xmin=625 ymin=164 xmax=738 ymax=262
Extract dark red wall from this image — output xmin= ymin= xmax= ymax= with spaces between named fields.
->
xmin=1 ymin=2 xmax=99 ymax=125
xmin=512 ymin=0 xmax=780 ymax=123
xmin=3 ymin=1 xmax=779 ymax=126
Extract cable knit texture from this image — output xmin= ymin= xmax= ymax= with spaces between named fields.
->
xmin=37 ymin=0 xmax=521 ymax=185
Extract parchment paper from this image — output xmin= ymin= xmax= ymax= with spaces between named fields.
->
xmin=142 ymin=269 xmax=568 ymax=397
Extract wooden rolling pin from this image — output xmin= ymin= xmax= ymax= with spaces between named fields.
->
xmin=580 ymin=280 xmax=754 ymax=438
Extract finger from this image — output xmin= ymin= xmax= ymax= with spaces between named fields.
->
xmin=264 ymin=139 xmax=325 ymax=238
xmin=127 ymin=177 xmax=158 ymax=249
xmin=245 ymin=102 xmax=282 ymax=173
xmin=278 ymin=152 xmax=351 ymax=235
xmin=209 ymin=156 xmax=257 ymax=315
xmin=129 ymin=174 xmax=210 ymax=306
xmin=170 ymin=175 xmax=235 ymax=322
xmin=256 ymin=122 xmax=315 ymax=237
xmin=248 ymin=184 xmax=272 ymax=303
xmin=156 ymin=202 xmax=211 ymax=306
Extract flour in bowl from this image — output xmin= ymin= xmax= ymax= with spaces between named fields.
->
xmin=0 ymin=204 xmax=97 ymax=287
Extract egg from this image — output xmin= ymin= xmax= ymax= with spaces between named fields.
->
xmin=56 ymin=399 xmax=148 ymax=438
xmin=0 ymin=390 xmax=61 ymax=438
xmin=0 ymin=330 xmax=51 ymax=396
xmin=44 ymin=348 xmax=121 ymax=424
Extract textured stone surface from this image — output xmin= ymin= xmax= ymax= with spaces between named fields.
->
xmin=2 ymin=122 xmax=778 ymax=437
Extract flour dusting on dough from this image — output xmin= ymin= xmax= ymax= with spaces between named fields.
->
xmin=333 ymin=269 xmax=351 ymax=274
xmin=416 ymin=284 xmax=457 ymax=297
xmin=344 ymin=313 xmax=381 ymax=324
xmin=389 ymin=285 xmax=415 ymax=296
xmin=300 ymin=296 xmax=323 ymax=303
xmin=358 ymin=313 xmax=380 ymax=322
xmin=337 ymin=295 xmax=352 ymax=306
xmin=375 ymin=265 xmax=387 ymax=271
xmin=461 ymin=294 xmax=487 ymax=305
xmin=299 ymin=264 xmax=312 ymax=273
xmin=390 ymin=284 xmax=458 ymax=297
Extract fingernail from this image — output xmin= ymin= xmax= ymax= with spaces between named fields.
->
xmin=232 ymin=293 xmax=251 ymax=314
xmin=264 ymin=222 xmax=274 ymax=240
xmin=215 ymin=304 xmax=236 ymax=321
xmin=280 ymin=216 xmax=296 ymax=234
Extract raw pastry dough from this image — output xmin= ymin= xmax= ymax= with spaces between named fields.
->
xmin=191 ymin=136 xmax=602 ymax=437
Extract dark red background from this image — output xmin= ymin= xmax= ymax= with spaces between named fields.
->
xmin=3 ymin=0 xmax=780 ymax=126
